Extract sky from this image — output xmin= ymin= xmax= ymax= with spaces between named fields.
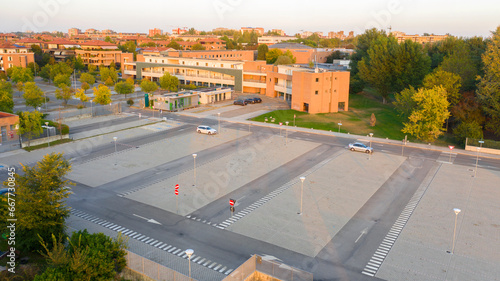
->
xmin=1 ymin=0 xmax=499 ymax=37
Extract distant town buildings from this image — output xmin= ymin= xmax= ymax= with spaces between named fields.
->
xmin=240 ymin=27 xmax=265 ymax=35
xmin=391 ymin=31 xmax=449 ymax=45
xmin=172 ymin=28 xmax=188 ymax=35
xmin=327 ymin=31 xmax=355 ymax=40
xmin=68 ymin=28 xmax=81 ymax=37
xmin=258 ymin=36 xmax=295 ymax=46
xmin=149 ymin=28 xmax=163 ymax=37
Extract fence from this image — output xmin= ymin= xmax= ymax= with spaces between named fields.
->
xmin=126 ymin=250 xmax=194 ymax=281
xmin=465 ymin=138 xmax=500 ymax=155
xmin=223 ymin=255 xmax=313 ymax=281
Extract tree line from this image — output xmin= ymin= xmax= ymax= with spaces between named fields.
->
xmin=349 ymin=27 xmax=500 ymax=143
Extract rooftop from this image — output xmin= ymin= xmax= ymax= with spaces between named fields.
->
xmin=269 ymin=42 xmax=313 ymax=49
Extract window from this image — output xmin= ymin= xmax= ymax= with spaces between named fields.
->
xmin=315 ymin=90 xmax=319 ymax=95
xmin=316 ymin=78 xmax=319 ymax=82
xmin=8 ymin=56 xmax=12 ymax=61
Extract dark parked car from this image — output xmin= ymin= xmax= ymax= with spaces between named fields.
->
xmin=244 ymin=98 xmax=255 ymax=104
xmin=251 ymin=97 xmax=262 ymax=103
xmin=234 ymin=100 xmax=247 ymax=106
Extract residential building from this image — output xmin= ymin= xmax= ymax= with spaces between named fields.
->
xmin=0 ymin=33 xmax=18 ymax=41
xmin=240 ymin=27 xmax=265 ymax=35
xmin=45 ymin=38 xmax=79 ymax=49
xmin=196 ymin=87 xmax=233 ymax=104
xmin=269 ymin=43 xmax=334 ymax=64
xmin=172 ymin=28 xmax=188 ymax=35
xmin=198 ymin=38 xmax=226 ymax=50
xmin=0 ymin=42 xmax=35 ymax=73
xmin=149 ymin=28 xmax=163 ymax=37
xmin=79 ymin=40 xmax=119 ymax=50
xmin=85 ymin=28 xmax=98 ymax=36
xmin=68 ymin=28 xmax=81 ymax=37
xmin=0 ymin=112 xmax=20 ymax=144
xmin=75 ymin=49 xmax=133 ymax=68
xmin=271 ymin=29 xmax=286 ymax=36
xmin=391 ymin=31 xmax=449 ymax=45
xmin=258 ymin=36 xmax=295 ymax=46
xmin=150 ymin=91 xmax=199 ymax=111
xmin=123 ymin=52 xmax=349 ymax=113
xmin=14 ymin=38 xmax=44 ymax=48
xmin=166 ymin=50 xmax=254 ymax=61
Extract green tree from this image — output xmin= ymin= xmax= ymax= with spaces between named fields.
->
xmin=28 ymin=62 xmax=40 ymax=76
xmin=423 ymin=69 xmax=462 ymax=106
xmin=159 ymin=72 xmax=179 ymax=92
xmin=74 ymin=88 xmax=89 ymax=106
xmin=36 ymin=230 xmax=127 ymax=280
xmin=402 ymin=86 xmax=450 ymax=142
xmin=72 ymin=55 xmax=85 ymax=71
xmin=274 ymin=55 xmax=293 ymax=65
xmin=126 ymin=77 xmax=135 ymax=86
xmin=92 ymin=84 xmax=112 ymax=105
xmin=394 ymin=86 xmax=418 ymax=119
xmin=88 ymin=64 xmax=97 ymax=74
xmin=266 ymin=49 xmax=283 ymax=64
xmin=358 ymin=35 xmax=398 ymax=103
xmin=104 ymin=76 xmax=115 ymax=87
xmin=114 ymin=81 xmax=134 ymax=97
xmin=0 ymin=82 xmax=14 ymax=113
xmin=55 ymin=84 xmax=74 ymax=105
xmin=392 ymin=40 xmax=431 ymax=93
xmin=477 ymin=26 xmax=500 ymax=136
xmin=257 ymin=44 xmax=269 ymax=60
xmin=167 ymin=41 xmax=182 ymax=50
xmin=54 ymin=74 xmax=71 ymax=88
xmin=191 ymin=43 xmax=206 ymax=50
xmin=2 ymin=153 xmax=71 ymax=252
xmin=9 ymin=66 xmax=34 ymax=84
xmin=17 ymin=110 xmax=43 ymax=148
xmin=439 ymin=42 xmax=478 ymax=92
xmin=140 ymin=79 xmax=158 ymax=95
xmin=453 ymin=120 xmax=483 ymax=145
xmin=23 ymin=82 xmax=45 ymax=109
xmin=100 ymin=67 xmax=118 ymax=84
xmin=79 ymin=73 xmax=95 ymax=92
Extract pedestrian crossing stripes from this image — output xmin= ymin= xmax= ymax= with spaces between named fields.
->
xmin=70 ymin=208 xmax=233 ymax=275
xmin=361 ymin=189 xmax=426 ymax=277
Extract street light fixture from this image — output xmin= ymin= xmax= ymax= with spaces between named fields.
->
xmin=285 ymin=121 xmax=289 ymax=145
xmin=45 ymin=122 xmax=50 ymax=147
xmin=192 ymin=154 xmax=197 ymax=186
xmin=185 ymin=249 xmax=194 ymax=280
xmin=113 ymin=137 xmax=118 ymax=153
xmin=450 ymin=208 xmax=461 ymax=254
xmin=298 ymin=176 xmax=306 ymax=215
xmin=217 ymin=112 xmax=221 ymax=134
xmin=475 ymin=140 xmax=484 ymax=177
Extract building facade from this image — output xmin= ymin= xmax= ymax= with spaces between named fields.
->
xmin=391 ymin=31 xmax=449 ymax=45
xmin=0 ymin=42 xmax=35 ymax=73
xmin=0 ymin=112 xmax=19 ymax=144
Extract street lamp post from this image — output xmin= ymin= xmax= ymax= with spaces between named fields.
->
xmin=217 ymin=112 xmax=221 ymax=134
xmin=90 ymin=100 xmax=93 ymax=117
xmin=113 ymin=137 xmax=117 ymax=153
xmin=338 ymin=122 xmax=342 ymax=133
xmin=45 ymin=122 xmax=50 ymax=147
xmin=44 ymin=93 xmax=48 ymax=111
xmin=450 ymin=208 xmax=461 ymax=254
xmin=475 ymin=140 xmax=484 ymax=177
xmin=369 ymin=133 xmax=373 ymax=148
xmin=192 ymin=154 xmax=197 ymax=186
xmin=298 ymin=176 xmax=305 ymax=215
xmin=285 ymin=121 xmax=289 ymax=145
xmin=185 ymin=249 xmax=194 ymax=280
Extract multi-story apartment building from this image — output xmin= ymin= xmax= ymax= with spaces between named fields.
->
xmin=198 ymin=38 xmax=226 ymax=50
xmin=68 ymin=28 xmax=81 ymax=37
xmin=240 ymin=27 xmax=265 ymax=35
xmin=166 ymin=50 xmax=254 ymax=61
xmin=0 ymin=42 xmax=35 ymax=73
xmin=0 ymin=33 xmax=18 ymax=41
xmin=258 ymin=36 xmax=295 ymax=46
xmin=269 ymin=43 xmax=334 ymax=64
xmin=391 ymin=31 xmax=449 ymax=45
xmin=172 ymin=28 xmax=188 ymax=35
xmin=15 ymin=38 xmax=44 ymax=48
xmin=149 ymin=28 xmax=163 ymax=37
xmin=0 ymin=112 xmax=19 ymax=145
xmin=271 ymin=29 xmax=286 ymax=36
xmin=122 ymin=53 xmax=349 ymax=113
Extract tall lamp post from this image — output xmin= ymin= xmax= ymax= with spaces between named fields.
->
xmin=285 ymin=121 xmax=289 ymax=145
xmin=45 ymin=122 xmax=50 ymax=147
xmin=113 ymin=137 xmax=118 ymax=153
xmin=369 ymin=133 xmax=373 ymax=148
xmin=192 ymin=154 xmax=197 ymax=186
xmin=298 ymin=176 xmax=305 ymax=215
xmin=450 ymin=208 xmax=461 ymax=254
xmin=90 ymin=100 xmax=93 ymax=117
xmin=185 ymin=249 xmax=194 ymax=280
xmin=475 ymin=140 xmax=484 ymax=177
xmin=217 ymin=112 xmax=221 ymax=134
xmin=338 ymin=122 xmax=342 ymax=133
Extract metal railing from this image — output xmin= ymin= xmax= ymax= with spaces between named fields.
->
xmin=126 ymin=250 xmax=193 ymax=281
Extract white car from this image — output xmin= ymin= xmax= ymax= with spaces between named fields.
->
xmin=348 ymin=142 xmax=373 ymax=154
xmin=197 ymin=125 xmax=217 ymax=135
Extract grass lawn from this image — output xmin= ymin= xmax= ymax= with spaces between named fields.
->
xmin=252 ymin=92 xmax=407 ymax=141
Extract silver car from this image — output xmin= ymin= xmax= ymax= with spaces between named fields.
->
xmin=197 ymin=125 xmax=217 ymax=135
xmin=348 ymin=142 xmax=373 ymax=154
